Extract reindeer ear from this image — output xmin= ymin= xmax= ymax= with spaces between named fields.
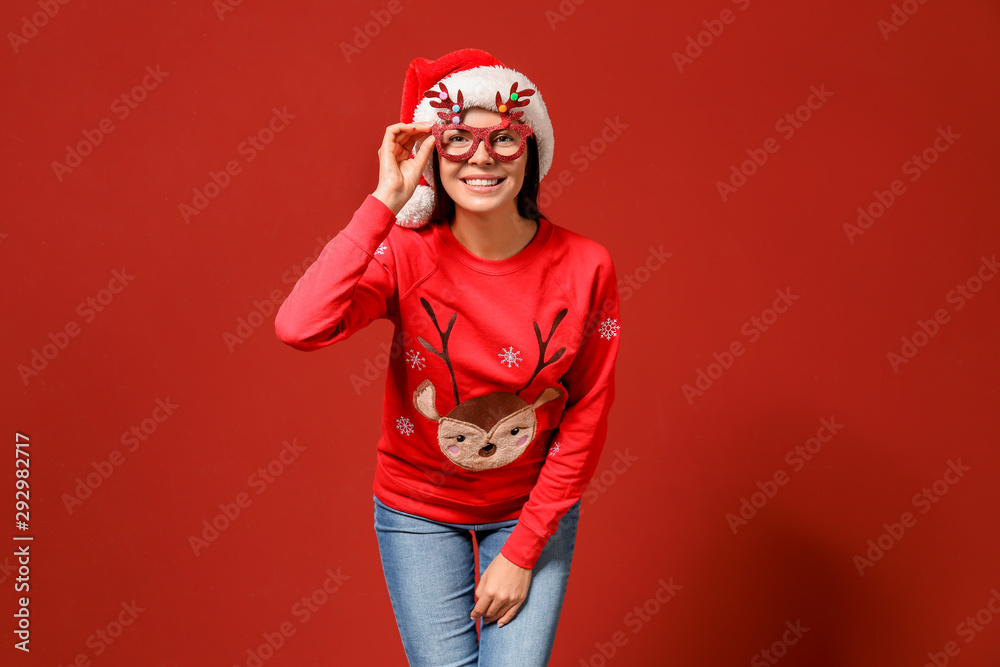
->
xmin=531 ymin=386 xmax=563 ymax=409
xmin=413 ymin=379 xmax=442 ymax=421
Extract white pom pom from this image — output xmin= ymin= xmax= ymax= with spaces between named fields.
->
xmin=394 ymin=184 xmax=435 ymax=229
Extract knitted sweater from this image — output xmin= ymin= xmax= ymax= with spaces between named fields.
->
xmin=274 ymin=194 xmax=621 ymax=569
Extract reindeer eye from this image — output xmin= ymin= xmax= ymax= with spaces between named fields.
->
xmin=456 ymin=435 xmax=465 ymax=442
xmin=510 ymin=428 xmax=520 ymax=436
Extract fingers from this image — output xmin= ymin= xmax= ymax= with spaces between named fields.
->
xmin=387 ymin=122 xmax=433 ymax=150
xmin=413 ymin=132 xmax=437 ymax=168
xmin=379 ymin=123 xmax=434 ymax=168
xmin=470 ymin=596 xmax=490 ymax=622
xmin=496 ymin=602 xmax=521 ymax=628
xmin=383 ymin=121 xmax=430 ymax=138
xmin=484 ymin=600 xmax=521 ymax=627
xmin=471 ymin=594 xmax=522 ymax=626
xmin=478 ymin=600 xmax=506 ymax=625
xmin=377 ymin=123 xmax=424 ymax=155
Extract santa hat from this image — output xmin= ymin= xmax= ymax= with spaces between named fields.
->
xmin=394 ymin=48 xmax=554 ymax=229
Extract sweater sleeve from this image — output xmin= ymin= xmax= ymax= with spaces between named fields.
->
xmin=500 ymin=246 xmax=621 ymax=569
xmin=274 ymin=194 xmax=398 ymax=351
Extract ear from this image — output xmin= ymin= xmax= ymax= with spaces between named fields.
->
xmin=531 ymin=386 xmax=562 ymax=409
xmin=413 ymin=379 xmax=443 ymax=421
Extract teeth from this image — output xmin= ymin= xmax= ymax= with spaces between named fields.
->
xmin=464 ymin=178 xmax=500 ymax=187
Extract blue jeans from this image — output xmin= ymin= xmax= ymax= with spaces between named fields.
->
xmin=373 ymin=494 xmax=580 ymax=666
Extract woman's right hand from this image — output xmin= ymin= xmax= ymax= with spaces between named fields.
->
xmin=372 ymin=122 xmax=437 ymax=216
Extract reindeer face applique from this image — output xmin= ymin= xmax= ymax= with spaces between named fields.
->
xmin=411 ymin=297 xmax=567 ymax=472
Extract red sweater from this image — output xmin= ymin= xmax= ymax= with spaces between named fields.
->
xmin=274 ymin=194 xmax=621 ymax=569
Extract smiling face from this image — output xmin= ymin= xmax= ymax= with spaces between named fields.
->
xmin=436 ymin=107 xmax=529 ymax=215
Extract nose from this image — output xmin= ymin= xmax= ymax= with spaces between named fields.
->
xmin=468 ymin=138 xmax=493 ymax=165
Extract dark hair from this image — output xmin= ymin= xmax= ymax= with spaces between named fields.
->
xmin=428 ymin=134 xmax=542 ymax=224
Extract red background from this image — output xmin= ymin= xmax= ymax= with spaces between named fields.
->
xmin=4 ymin=0 xmax=999 ymax=665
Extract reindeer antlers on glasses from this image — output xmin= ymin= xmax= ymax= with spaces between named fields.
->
xmin=495 ymin=82 xmax=534 ymax=128
xmin=425 ymin=81 xmax=534 ymax=126
xmin=426 ymin=83 xmax=465 ymax=124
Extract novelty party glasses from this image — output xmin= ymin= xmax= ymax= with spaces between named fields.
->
xmin=423 ymin=80 xmax=536 ymax=162
xmin=430 ymin=122 xmax=533 ymax=162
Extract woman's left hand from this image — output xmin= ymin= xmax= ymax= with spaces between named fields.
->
xmin=471 ymin=552 xmax=532 ymax=628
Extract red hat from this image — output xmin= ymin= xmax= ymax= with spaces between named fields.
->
xmin=394 ymin=48 xmax=554 ymax=228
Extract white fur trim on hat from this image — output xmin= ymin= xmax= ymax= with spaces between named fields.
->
xmin=395 ymin=183 xmax=435 ymax=229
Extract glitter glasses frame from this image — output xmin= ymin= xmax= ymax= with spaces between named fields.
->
xmin=429 ymin=122 xmax=534 ymax=162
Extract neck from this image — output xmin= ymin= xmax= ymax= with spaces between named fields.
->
xmin=450 ymin=201 xmax=538 ymax=260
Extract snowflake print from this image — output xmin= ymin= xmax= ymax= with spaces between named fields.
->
xmin=374 ymin=242 xmax=387 ymax=256
xmin=406 ymin=349 xmax=426 ymax=370
xmin=548 ymin=440 xmax=562 ymax=456
xmin=396 ymin=416 xmax=414 ymax=436
xmin=598 ymin=318 xmax=620 ymax=340
xmin=498 ymin=346 xmax=522 ymax=368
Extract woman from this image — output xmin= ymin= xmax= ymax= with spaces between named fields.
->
xmin=275 ymin=48 xmax=621 ymax=666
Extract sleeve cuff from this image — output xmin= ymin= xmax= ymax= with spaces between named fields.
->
xmin=500 ymin=521 xmax=550 ymax=570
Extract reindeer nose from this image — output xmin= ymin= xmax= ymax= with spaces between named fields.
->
xmin=478 ymin=443 xmax=497 ymax=458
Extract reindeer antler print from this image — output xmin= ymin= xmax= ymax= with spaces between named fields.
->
xmin=416 ymin=297 xmax=460 ymax=407
xmin=411 ymin=302 xmax=566 ymax=472
xmin=517 ymin=308 xmax=568 ymax=395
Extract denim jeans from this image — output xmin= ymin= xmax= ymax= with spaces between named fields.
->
xmin=373 ymin=493 xmax=580 ymax=666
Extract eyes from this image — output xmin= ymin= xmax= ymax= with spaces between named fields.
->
xmin=453 ymin=427 xmax=522 ymax=443
xmin=442 ymin=131 xmax=517 ymax=146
